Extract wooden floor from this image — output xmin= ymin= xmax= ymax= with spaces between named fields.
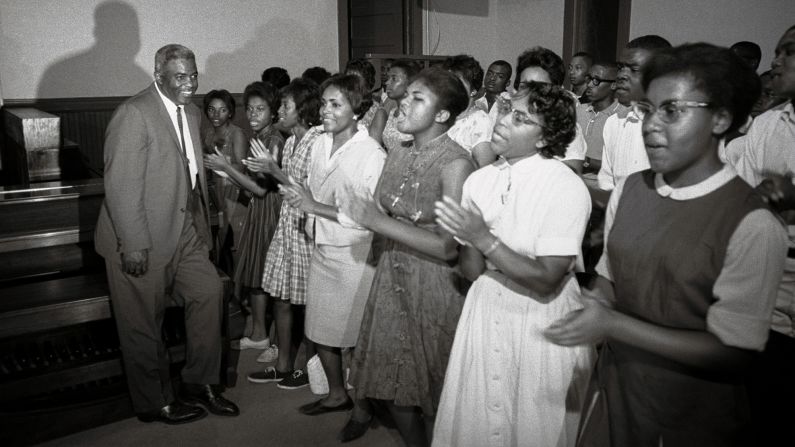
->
xmin=34 ymin=349 xmax=404 ymax=447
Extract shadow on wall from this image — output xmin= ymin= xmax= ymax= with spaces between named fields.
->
xmin=203 ymin=18 xmax=316 ymax=95
xmin=202 ymin=18 xmax=315 ymax=131
xmin=35 ymin=0 xmax=151 ymax=100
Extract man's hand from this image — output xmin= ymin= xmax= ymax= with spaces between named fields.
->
xmin=122 ymin=249 xmax=148 ymax=277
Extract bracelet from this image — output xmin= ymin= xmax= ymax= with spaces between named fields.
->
xmin=482 ymin=236 xmax=501 ymax=257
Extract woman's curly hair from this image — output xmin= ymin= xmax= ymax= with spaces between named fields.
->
xmin=281 ymin=78 xmax=321 ymax=127
xmin=521 ymin=82 xmax=577 ymax=158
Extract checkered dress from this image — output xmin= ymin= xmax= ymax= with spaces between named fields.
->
xmin=261 ymin=126 xmax=323 ymax=304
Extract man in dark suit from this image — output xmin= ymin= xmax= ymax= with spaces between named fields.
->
xmin=95 ymin=44 xmax=239 ymax=424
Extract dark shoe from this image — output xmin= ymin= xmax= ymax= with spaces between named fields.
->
xmin=298 ymin=397 xmax=354 ymax=416
xmin=338 ymin=416 xmax=373 ymax=443
xmin=277 ymin=369 xmax=309 ymax=390
xmin=181 ymin=384 xmax=240 ymax=417
xmin=137 ymin=402 xmax=207 ymax=425
xmin=248 ymin=366 xmax=291 ymax=384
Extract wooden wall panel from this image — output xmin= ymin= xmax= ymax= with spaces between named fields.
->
xmin=2 ymin=94 xmax=248 ymax=178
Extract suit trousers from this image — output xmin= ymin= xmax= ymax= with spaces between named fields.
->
xmin=106 ymin=209 xmax=223 ymax=413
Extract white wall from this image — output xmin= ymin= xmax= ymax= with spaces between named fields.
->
xmin=423 ymin=0 xmax=565 ymax=82
xmin=0 ymin=0 xmax=339 ymax=100
xmin=630 ymin=0 xmax=795 ymax=72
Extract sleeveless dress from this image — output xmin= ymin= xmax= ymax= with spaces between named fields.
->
xmin=350 ymin=133 xmax=473 ymax=416
xmin=261 ymin=126 xmax=323 ymax=304
xmin=233 ymin=125 xmax=284 ymax=291
xmin=381 ymin=110 xmax=412 ymax=153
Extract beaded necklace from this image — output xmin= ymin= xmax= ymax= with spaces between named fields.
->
xmin=387 ymin=144 xmax=426 ymax=223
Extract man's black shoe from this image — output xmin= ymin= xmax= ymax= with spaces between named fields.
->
xmin=137 ymin=402 xmax=207 ymax=425
xmin=180 ymin=384 xmax=240 ymax=416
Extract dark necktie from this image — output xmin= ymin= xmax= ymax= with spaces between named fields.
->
xmin=176 ymin=106 xmax=187 ymax=156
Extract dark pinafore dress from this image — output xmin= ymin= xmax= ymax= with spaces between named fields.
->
xmin=578 ymin=171 xmax=766 ymax=447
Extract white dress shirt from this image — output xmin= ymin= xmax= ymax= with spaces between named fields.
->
xmin=597 ymin=108 xmax=648 ymax=191
xmin=155 ymin=83 xmax=198 ymax=188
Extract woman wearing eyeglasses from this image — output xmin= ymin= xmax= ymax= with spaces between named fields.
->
xmin=545 ymin=44 xmax=787 ymax=447
xmin=432 ymin=82 xmax=594 ymax=447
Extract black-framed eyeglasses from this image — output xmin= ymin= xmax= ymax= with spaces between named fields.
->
xmin=585 ymin=75 xmax=616 ymax=86
xmin=631 ymin=100 xmax=712 ymax=124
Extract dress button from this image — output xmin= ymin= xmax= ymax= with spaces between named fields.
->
xmin=179 ymin=208 xmax=186 ymax=213
xmin=399 ymin=334 xmax=406 ymax=341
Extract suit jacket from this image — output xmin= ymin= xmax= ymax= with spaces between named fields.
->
xmin=95 ymin=83 xmax=212 ymax=265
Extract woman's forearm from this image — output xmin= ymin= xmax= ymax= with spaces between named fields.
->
xmin=369 ymin=212 xmax=458 ymax=261
xmin=606 ymin=309 xmax=756 ymax=371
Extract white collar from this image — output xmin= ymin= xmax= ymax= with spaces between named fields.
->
xmin=155 ymin=82 xmax=181 ymax=112
xmin=654 ymin=163 xmax=737 ymax=200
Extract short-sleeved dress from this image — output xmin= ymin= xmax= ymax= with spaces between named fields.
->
xmin=233 ymin=125 xmax=284 ymax=291
xmin=381 ymin=110 xmax=413 ymax=153
xmin=447 ymin=106 xmax=492 ymax=155
xmin=433 ymin=155 xmax=595 ymax=447
xmin=304 ymin=129 xmax=386 ymax=348
xmin=350 ymin=133 xmax=473 ymax=416
xmin=261 ymin=126 xmax=323 ymax=304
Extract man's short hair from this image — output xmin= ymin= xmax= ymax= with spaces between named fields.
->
xmin=154 ymin=44 xmax=195 ymax=73
xmin=592 ymin=61 xmax=619 ymax=72
xmin=261 ymin=67 xmax=290 ymax=89
xmin=626 ymin=35 xmax=672 ymax=52
xmin=730 ymin=41 xmax=762 ymax=60
xmin=572 ymin=51 xmax=594 ymax=65
xmin=490 ymin=59 xmax=513 ymax=78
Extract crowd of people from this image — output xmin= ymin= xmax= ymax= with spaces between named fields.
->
xmin=96 ymin=22 xmax=795 ymax=447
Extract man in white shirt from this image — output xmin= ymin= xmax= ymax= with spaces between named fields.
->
xmin=475 ymin=60 xmax=512 ymax=114
xmin=95 ymin=44 xmax=238 ymax=424
xmin=733 ymin=24 xmax=795 ymax=447
xmin=594 ymin=35 xmax=671 ymax=206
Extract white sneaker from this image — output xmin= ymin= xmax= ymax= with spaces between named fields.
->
xmin=256 ymin=344 xmax=279 ymax=363
xmin=235 ymin=337 xmax=270 ymax=350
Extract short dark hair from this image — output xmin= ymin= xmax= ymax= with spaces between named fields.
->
xmin=443 ymin=54 xmax=485 ymax=92
xmin=518 ymin=83 xmax=577 ymax=159
xmin=154 ymin=44 xmax=194 ymax=73
xmin=344 ymin=58 xmax=376 ymax=90
xmin=626 ymin=35 xmax=672 ymax=52
xmin=281 ymin=78 xmax=322 ymax=127
xmin=490 ymin=60 xmax=513 ymax=78
xmin=243 ymin=81 xmax=281 ymax=124
xmin=389 ymin=59 xmax=422 ymax=79
xmin=261 ymin=67 xmax=290 ymax=89
xmin=320 ymin=74 xmax=373 ymax=120
xmin=592 ymin=61 xmax=619 ymax=72
xmin=572 ymin=51 xmax=594 ymax=65
xmin=203 ymin=89 xmax=236 ymax=119
xmin=410 ymin=67 xmax=470 ymax=127
xmin=515 ymin=47 xmax=566 ymax=88
xmin=302 ymin=66 xmax=332 ymax=85
xmin=642 ymin=43 xmax=761 ymax=136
